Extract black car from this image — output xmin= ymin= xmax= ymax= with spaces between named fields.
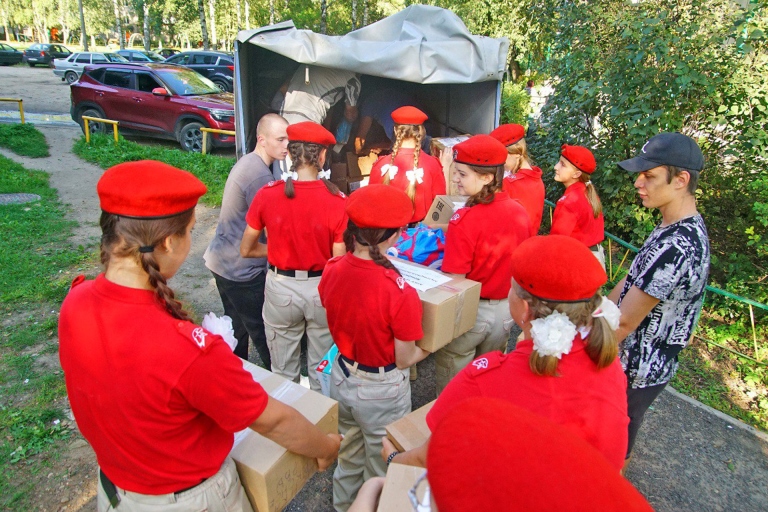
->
xmin=155 ymin=48 xmax=180 ymax=59
xmin=164 ymin=51 xmax=234 ymax=92
xmin=22 ymin=43 xmax=72 ymax=67
xmin=116 ymin=49 xmax=165 ymax=63
xmin=0 ymin=43 xmax=23 ymax=65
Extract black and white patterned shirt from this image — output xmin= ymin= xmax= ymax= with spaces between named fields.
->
xmin=618 ymin=215 xmax=710 ymax=389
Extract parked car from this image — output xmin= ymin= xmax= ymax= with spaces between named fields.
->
xmin=0 ymin=43 xmax=23 ymax=65
xmin=23 ymin=43 xmax=72 ymax=67
xmin=70 ymin=63 xmax=235 ymax=152
xmin=164 ymin=51 xmax=234 ymax=92
xmin=116 ymin=49 xmax=164 ymax=62
xmin=155 ymin=48 xmax=180 ymax=59
xmin=53 ymin=52 xmax=128 ymax=84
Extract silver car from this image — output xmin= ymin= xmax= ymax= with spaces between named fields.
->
xmin=53 ymin=52 xmax=128 ymax=84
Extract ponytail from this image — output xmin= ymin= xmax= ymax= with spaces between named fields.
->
xmin=285 ymin=141 xmax=340 ymax=199
xmin=506 ymin=138 xmax=534 ymax=173
xmin=343 ymin=219 xmax=402 ymax=275
xmin=580 ymin=173 xmax=603 ymax=218
xmin=385 ymin=124 xmax=425 ymax=202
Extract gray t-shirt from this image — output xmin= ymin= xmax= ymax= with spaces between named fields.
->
xmin=204 ymin=152 xmax=273 ymax=281
xmin=280 ymin=66 xmax=361 ymax=124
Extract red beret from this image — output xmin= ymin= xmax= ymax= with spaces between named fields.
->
xmin=561 ymin=144 xmax=597 ymax=174
xmin=427 ymin=398 xmax=654 ymax=512
xmin=452 ymin=134 xmax=507 ymax=167
xmin=511 ymin=235 xmax=606 ymax=302
xmin=346 ymin=185 xmax=413 ymax=228
xmin=97 ymin=160 xmax=206 ymax=218
xmin=391 ymin=106 xmax=428 ymax=125
xmin=286 ymin=121 xmax=336 ymax=146
xmin=489 ymin=123 xmax=525 ymax=147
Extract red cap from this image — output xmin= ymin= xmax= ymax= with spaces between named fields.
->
xmin=428 ymin=398 xmax=654 ymax=512
xmin=511 ymin=235 xmax=606 ymax=302
xmin=452 ymin=134 xmax=507 ymax=167
xmin=346 ymin=185 xmax=413 ymax=228
xmin=561 ymin=144 xmax=597 ymax=174
xmin=391 ymin=106 xmax=428 ymax=125
xmin=97 ymin=160 xmax=206 ymax=218
xmin=489 ymin=123 xmax=525 ymax=147
xmin=287 ymin=121 xmax=336 ymax=146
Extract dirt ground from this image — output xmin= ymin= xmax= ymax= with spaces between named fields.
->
xmin=1 ymin=66 xmax=767 ymax=511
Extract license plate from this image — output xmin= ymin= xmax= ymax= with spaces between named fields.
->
xmin=29 ymin=58 xmax=38 ymax=61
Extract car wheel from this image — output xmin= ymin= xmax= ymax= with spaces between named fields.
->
xmin=212 ymin=79 xmax=229 ymax=92
xmin=80 ymin=107 xmax=107 ymax=136
xmin=65 ymin=71 xmax=78 ymax=84
xmin=178 ymin=121 xmax=205 ymax=152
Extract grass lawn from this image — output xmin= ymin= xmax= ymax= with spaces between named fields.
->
xmin=0 ymin=124 xmax=50 ymax=158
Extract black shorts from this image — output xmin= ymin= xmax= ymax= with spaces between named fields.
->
xmin=626 ymin=382 xmax=668 ymax=458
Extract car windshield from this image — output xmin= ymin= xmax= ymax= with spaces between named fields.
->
xmin=105 ymin=53 xmax=128 ymax=62
xmin=28 ymin=44 xmax=42 ymax=51
xmin=144 ymin=52 xmax=164 ymax=62
xmin=155 ymin=68 xmax=220 ymax=96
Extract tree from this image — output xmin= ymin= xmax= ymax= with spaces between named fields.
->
xmin=198 ymin=0 xmax=208 ymax=48
xmin=77 ymin=0 xmax=87 ymax=49
xmin=208 ymin=0 xmax=217 ymax=48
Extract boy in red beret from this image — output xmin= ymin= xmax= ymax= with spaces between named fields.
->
xmin=60 ymin=161 xmax=340 ymax=511
xmin=241 ymin=121 xmax=347 ymax=392
xmin=369 ymin=106 xmax=446 ymax=224
xmin=490 ymin=123 xmax=545 ymax=235
xmin=551 ymin=144 xmax=606 ymax=267
xmin=434 ymin=134 xmax=531 ymax=394
xmin=319 ymin=184 xmax=430 ymax=510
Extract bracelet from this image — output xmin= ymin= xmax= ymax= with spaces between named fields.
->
xmin=386 ymin=450 xmax=400 ymax=466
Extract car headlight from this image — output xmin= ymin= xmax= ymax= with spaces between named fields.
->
xmin=208 ymin=108 xmax=234 ymax=122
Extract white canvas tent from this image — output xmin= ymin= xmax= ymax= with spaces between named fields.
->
xmin=233 ymin=5 xmax=509 ymax=156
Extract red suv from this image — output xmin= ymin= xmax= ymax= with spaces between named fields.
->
xmin=70 ymin=63 xmax=235 ymax=152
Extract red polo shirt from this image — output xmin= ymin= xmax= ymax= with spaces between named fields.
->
xmin=369 ymin=148 xmax=446 ymax=223
xmin=59 ymin=275 xmax=269 ymax=494
xmin=245 ymin=180 xmax=347 ymax=271
xmin=427 ymin=338 xmax=629 ymax=471
xmin=442 ymin=192 xmax=530 ymax=299
xmin=550 ymin=181 xmax=605 ymax=247
xmin=502 ymin=166 xmax=545 ymax=236
xmin=319 ymin=254 xmax=423 ymax=367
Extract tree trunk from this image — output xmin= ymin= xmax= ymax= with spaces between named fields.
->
xmin=198 ymin=0 xmax=209 ymax=49
xmin=362 ymin=0 xmax=368 ymax=26
xmin=351 ymin=0 xmax=357 ymax=29
xmin=269 ymin=0 xmax=274 ymax=25
xmin=113 ymin=0 xmax=124 ymax=49
xmin=236 ymin=0 xmax=241 ymax=29
xmin=320 ymin=0 xmax=327 ymax=34
xmin=143 ymin=2 xmax=150 ymax=51
xmin=208 ymin=0 xmax=217 ymax=50
xmin=245 ymin=0 xmax=250 ymax=30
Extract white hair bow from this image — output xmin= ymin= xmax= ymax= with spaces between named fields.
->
xmin=381 ymin=164 xmax=398 ymax=179
xmin=281 ymin=171 xmax=298 ymax=181
xmin=592 ymin=296 xmax=621 ymax=330
xmin=530 ymin=310 xmax=577 ymax=359
xmin=317 ymin=169 xmax=331 ymax=180
xmin=406 ymin=168 xmax=424 ymax=185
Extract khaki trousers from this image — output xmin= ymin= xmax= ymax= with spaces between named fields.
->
xmin=263 ymin=270 xmax=334 ymax=392
xmin=331 ymin=358 xmax=411 ymax=511
xmin=434 ymin=298 xmax=514 ymax=394
xmin=97 ymin=457 xmax=253 ymax=512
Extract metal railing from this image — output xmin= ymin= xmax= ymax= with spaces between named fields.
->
xmin=0 ymin=98 xmax=25 ymax=124
xmin=201 ymin=127 xmax=236 ymax=155
xmin=82 ymin=116 xmax=119 ymax=144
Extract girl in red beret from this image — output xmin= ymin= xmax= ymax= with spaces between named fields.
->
xmin=318 ymin=184 xmax=429 ymax=510
xmin=434 ymin=134 xmax=531 ymax=394
xmin=368 ymin=106 xmax=446 ymax=224
xmin=241 ymin=122 xmax=347 ymax=392
xmin=490 ymin=123 xmax=545 ymax=236
xmin=59 ymin=161 xmax=340 ymax=511
xmin=551 ymin=144 xmax=606 ymax=267
xmin=383 ymin=235 xmax=629 ymax=473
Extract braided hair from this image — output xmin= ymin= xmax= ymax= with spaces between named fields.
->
xmin=464 ymin=163 xmax=505 ymax=208
xmin=383 ymin=124 xmax=425 ymax=202
xmin=343 ymin=219 xmax=401 ymax=275
xmin=284 ymin=141 xmax=340 ymax=198
xmin=99 ymin=209 xmax=194 ymax=321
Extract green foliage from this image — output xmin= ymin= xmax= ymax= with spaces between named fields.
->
xmin=73 ymin=134 xmax=235 ymax=207
xmin=499 ymin=81 xmax=532 ymax=126
xmin=0 ymin=124 xmax=49 ymax=158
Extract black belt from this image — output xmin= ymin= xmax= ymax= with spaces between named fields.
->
xmin=338 ymin=354 xmax=397 ymax=377
xmin=99 ymin=469 xmax=207 ymax=506
xmin=589 ymin=244 xmax=601 ymax=251
xmin=268 ymin=264 xmax=323 ymax=278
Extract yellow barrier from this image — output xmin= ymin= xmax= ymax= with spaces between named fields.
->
xmin=82 ymin=115 xmax=119 ymax=144
xmin=0 ymin=97 xmax=25 ymax=124
xmin=200 ymin=127 xmax=236 ymax=155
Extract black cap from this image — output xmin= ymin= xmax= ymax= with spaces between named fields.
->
xmin=617 ymin=132 xmax=704 ymax=173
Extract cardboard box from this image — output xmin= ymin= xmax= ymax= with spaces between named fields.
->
xmin=424 ymin=195 xmax=467 ymax=227
xmin=430 ymin=135 xmax=471 ymax=194
xmin=385 ymin=400 xmax=435 ymax=452
xmin=347 ymin=151 xmax=378 ymax=181
xmin=231 ymin=361 xmax=339 ymax=512
xmin=376 ymin=463 xmax=437 ymax=512
xmin=388 ymin=258 xmax=481 ymax=352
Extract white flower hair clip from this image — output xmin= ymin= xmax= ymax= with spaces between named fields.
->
xmin=530 ymin=310 xmax=577 ymax=359
xmin=406 ymin=168 xmax=424 ymax=185
xmin=381 ymin=164 xmax=398 ymax=179
xmin=202 ymin=312 xmax=238 ymax=352
xmin=281 ymin=170 xmax=298 ymax=181
xmin=317 ymin=169 xmax=331 ymax=180
xmin=592 ymin=296 xmax=621 ymax=330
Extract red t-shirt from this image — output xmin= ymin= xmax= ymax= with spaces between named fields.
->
xmin=427 ymin=339 xmax=629 ymax=471
xmin=58 ymin=275 xmax=269 ymax=494
xmin=442 ymin=192 xmax=531 ymax=299
xmin=369 ymin=148 xmax=446 ymax=223
xmin=550 ymin=181 xmax=605 ymax=247
xmin=245 ymin=180 xmax=348 ymax=271
xmin=502 ymin=166 xmax=545 ymax=236
xmin=318 ymin=254 xmax=423 ymax=367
